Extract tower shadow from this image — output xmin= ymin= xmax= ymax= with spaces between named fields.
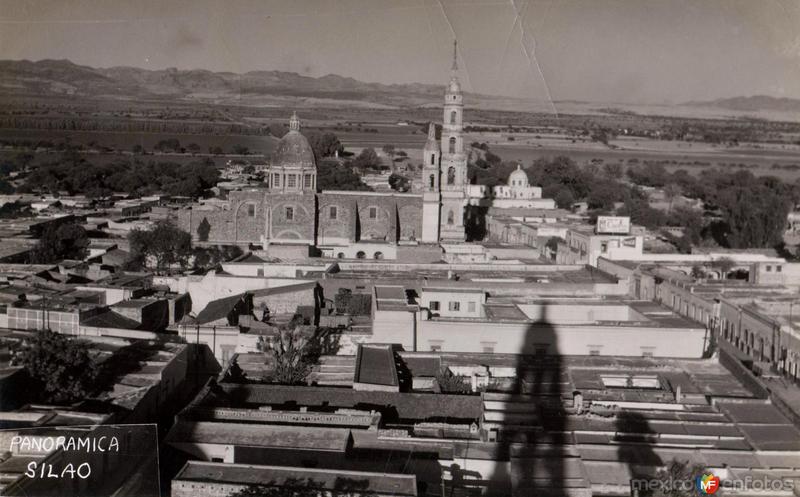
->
xmin=485 ymin=302 xmax=568 ymax=497
xmin=615 ymin=410 xmax=661 ymax=496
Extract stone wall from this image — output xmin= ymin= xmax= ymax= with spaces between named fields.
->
xmin=179 ymin=191 xmax=425 ymax=248
xmin=267 ymin=192 xmax=315 ymax=243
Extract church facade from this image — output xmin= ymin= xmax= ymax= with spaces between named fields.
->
xmin=177 ymin=45 xmax=550 ymax=258
xmin=177 ymin=107 xmax=436 ymax=257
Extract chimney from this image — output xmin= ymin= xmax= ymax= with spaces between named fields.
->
xmin=573 ymin=391 xmax=584 ymax=414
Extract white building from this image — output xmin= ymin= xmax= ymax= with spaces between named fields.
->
xmin=466 ymin=165 xmax=556 ymax=209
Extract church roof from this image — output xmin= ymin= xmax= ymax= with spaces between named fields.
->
xmin=272 ymin=112 xmax=316 ymax=170
xmin=508 ymin=164 xmax=529 ymax=186
xmin=423 ymin=122 xmax=438 ymax=152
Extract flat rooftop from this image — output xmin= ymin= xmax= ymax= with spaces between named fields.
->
xmin=476 ymin=299 xmax=698 ymax=328
xmin=331 ymin=263 xmax=617 ymax=285
xmin=374 ymin=285 xmax=415 ymax=312
xmin=175 ymin=461 xmax=418 ymax=496
xmin=167 ymin=421 xmax=352 ymax=452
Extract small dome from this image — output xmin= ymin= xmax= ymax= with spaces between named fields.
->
xmin=273 ymin=113 xmax=316 ymax=169
xmin=508 ymin=164 xmax=528 ymax=187
xmin=447 ymin=76 xmax=462 ymax=94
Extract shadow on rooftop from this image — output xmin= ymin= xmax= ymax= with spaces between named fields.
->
xmin=481 ymin=303 xmax=569 ymax=497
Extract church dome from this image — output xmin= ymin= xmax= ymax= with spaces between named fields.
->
xmin=272 ymin=112 xmax=316 ymax=169
xmin=447 ymin=76 xmax=461 ymax=94
xmin=508 ymin=164 xmax=528 ymax=187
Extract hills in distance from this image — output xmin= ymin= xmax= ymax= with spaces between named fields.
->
xmin=1 ymin=58 xmax=799 ymax=116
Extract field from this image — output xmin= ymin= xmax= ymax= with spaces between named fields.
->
xmin=0 ymin=129 xmax=277 ymax=155
xmin=306 ymin=122 xmax=800 ymax=182
xmin=487 ymin=134 xmax=800 ymax=181
xmin=2 ymin=96 xmax=800 ymax=183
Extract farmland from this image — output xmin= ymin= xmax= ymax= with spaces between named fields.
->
xmin=1 ymin=93 xmax=799 ymax=183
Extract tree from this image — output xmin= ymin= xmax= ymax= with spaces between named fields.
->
xmin=316 ymin=161 xmax=372 ymax=191
xmin=586 ymin=179 xmax=622 ymax=210
xmin=230 ymin=479 xmax=376 ymax=497
xmin=192 ymin=245 xmax=244 ymax=270
xmin=21 ymin=156 xmax=219 ymax=199
xmin=31 ymin=222 xmax=88 ymax=263
xmin=0 ymin=201 xmax=32 ymax=219
xmin=638 ymin=459 xmax=707 ymax=497
xmin=435 ymin=368 xmax=471 ymax=394
xmin=382 ymin=144 xmax=395 ymax=158
xmin=388 ymin=173 xmax=410 ymax=192
xmin=197 ymin=217 xmax=211 ymax=242
xmin=261 ymin=318 xmax=320 ymax=385
xmin=154 ymin=138 xmax=181 ymax=153
xmin=308 ymin=132 xmax=344 ymax=160
xmin=669 ymin=207 xmax=704 ymax=242
xmin=128 ymin=220 xmax=192 ymax=272
xmin=9 ymin=330 xmax=99 ymax=404
xmin=714 ymin=182 xmax=791 ymax=248
xmin=626 ymin=162 xmax=668 ymax=187
xmin=618 ymin=188 xmax=666 ymax=229
xmin=352 ymin=147 xmax=381 ymax=170
xmin=545 ymin=236 xmax=562 ymax=257
xmin=553 ymin=187 xmax=576 ymax=210
xmin=602 ymin=162 xmax=623 ymax=179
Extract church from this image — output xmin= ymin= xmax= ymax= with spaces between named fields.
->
xmin=177 ymin=44 xmax=552 ymax=259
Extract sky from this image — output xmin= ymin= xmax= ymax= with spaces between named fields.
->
xmin=1 ymin=0 xmax=799 ymax=104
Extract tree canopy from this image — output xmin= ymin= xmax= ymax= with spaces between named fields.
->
xmin=470 ymin=143 xmax=799 ymax=250
xmin=9 ymin=330 xmax=99 ymax=404
xmin=192 ymin=245 xmax=244 ymax=271
xmin=31 ymin=222 xmax=88 ymax=263
xmin=351 ymin=147 xmax=382 ymax=171
xmin=638 ymin=459 xmax=708 ymax=497
xmin=316 ymin=161 xmax=372 ymax=191
xmin=388 ymin=173 xmax=411 ymax=192
xmin=307 ymin=132 xmax=344 ymax=160
xmin=230 ymin=479 xmax=376 ymax=497
xmin=127 ymin=220 xmax=192 ymax=272
xmin=22 ymin=153 xmax=219 ymax=198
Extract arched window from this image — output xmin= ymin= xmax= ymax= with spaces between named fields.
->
xmin=356 ymin=251 xmax=366 ymax=259
xmin=374 ymin=252 xmax=384 ymax=260
xmin=448 ymin=137 xmax=456 ymax=154
xmin=447 ymin=167 xmax=455 ymax=185
xmin=447 ymin=210 xmax=454 ymax=225
xmin=429 ymin=174 xmax=435 ymax=189
xmin=430 ymin=153 xmax=435 ymax=165
xmin=450 ymin=110 xmax=457 ymax=124
xmin=337 ymin=252 xmax=345 ymax=259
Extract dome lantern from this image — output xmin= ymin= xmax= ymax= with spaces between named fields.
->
xmin=289 ymin=111 xmax=300 ymax=132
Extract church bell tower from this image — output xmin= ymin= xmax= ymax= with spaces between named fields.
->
xmin=421 ymin=122 xmax=441 ymax=243
xmin=439 ymin=40 xmax=467 ymax=242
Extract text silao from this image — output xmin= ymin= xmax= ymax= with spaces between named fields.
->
xmin=9 ymin=436 xmax=121 ymax=480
